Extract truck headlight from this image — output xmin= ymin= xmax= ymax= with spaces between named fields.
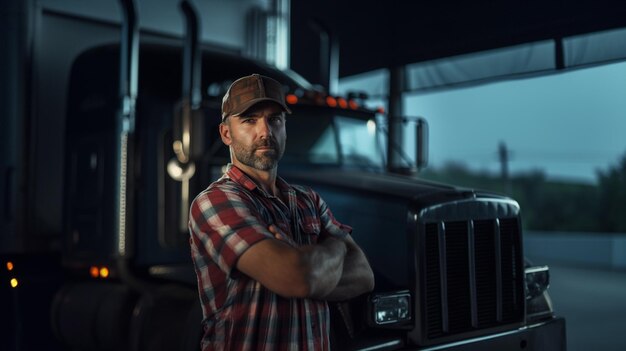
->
xmin=369 ymin=291 xmax=412 ymax=326
xmin=525 ymin=265 xmax=554 ymax=321
xmin=525 ymin=265 xmax=549 ymax=300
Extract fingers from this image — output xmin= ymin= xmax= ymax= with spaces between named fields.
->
xmin=268 ymin=224 xmax=279 ymax=234
xmin=268 ymin=224 xmax=286 ymax=241
xmin=268 ymin=224 xmax=299 ymax=248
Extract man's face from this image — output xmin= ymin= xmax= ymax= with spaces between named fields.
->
xmin=221 ymin=101 xmax=286 ymax=171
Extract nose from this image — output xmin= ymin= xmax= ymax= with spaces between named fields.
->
xmin=257 ymin=117 xmax=272 ymax=139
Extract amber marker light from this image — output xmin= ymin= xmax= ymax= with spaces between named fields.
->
xmin=90 ymin=266 xmax=99 ymax=278
xmin=326 ymin=96 xmax=337 ymax=107
xmin=6 ymin=261 xmax=14 ymax=271
xmin=99 ymin=267 xmax=110 ymax=279
xmin=337 ymin=97 xmax=348 ymax=109
xmin=286 ymin=94 xmax=298 ymax=104
xmin=10 ymin=278 xmax=18 ymax=288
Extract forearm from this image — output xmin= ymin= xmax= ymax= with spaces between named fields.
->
xmin=324 ymin=242 xmax=375 ymax=301
xmin=300 ymin=236 xmax=348 ymax=299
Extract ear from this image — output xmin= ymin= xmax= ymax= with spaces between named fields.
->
xmin=219 ymin=122 xmax=232 ymax=146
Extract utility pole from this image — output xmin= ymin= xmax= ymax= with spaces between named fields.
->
xmin=499 ymin=141 xmax=512 ymax=194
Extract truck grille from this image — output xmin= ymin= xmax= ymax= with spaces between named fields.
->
xmin=423 ymin=217 xmax=524 ymax=339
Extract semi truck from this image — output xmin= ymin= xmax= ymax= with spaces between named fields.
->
xmin=2 ymin=0 xmax=565 ymax=350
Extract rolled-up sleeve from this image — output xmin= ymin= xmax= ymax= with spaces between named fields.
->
xmin=312 ymin=190 xmax=352 ymax=238
xmin=189 ymin=184 xmax=270 ymax=276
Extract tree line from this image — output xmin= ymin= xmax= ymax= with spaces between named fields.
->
xmin=419 ymin=154 xmax=626 ymax=233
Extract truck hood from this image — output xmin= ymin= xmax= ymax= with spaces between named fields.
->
xmin=281 ymin=168 xmax=510 ymax=207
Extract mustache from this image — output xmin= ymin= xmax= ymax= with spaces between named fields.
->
xmin=254 ymin=139 xmax=278 ymax=149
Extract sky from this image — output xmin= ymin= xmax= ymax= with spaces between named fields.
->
xmin=402 ymin=61 xmax=626 ymax=184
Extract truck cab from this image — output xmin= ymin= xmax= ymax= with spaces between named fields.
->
xmin=52 ymin=29 xmax=565 ymax=349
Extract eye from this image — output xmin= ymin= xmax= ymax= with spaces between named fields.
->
xmin=242 ymin=118 xmax=256 ymax=124
xmin=269 ymin=116 xmax=283 ymax=124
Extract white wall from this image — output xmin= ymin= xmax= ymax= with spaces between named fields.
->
xmin=525 ymin=231 xmax=626 ymax=270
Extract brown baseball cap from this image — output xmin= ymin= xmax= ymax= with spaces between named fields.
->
xmin=221 ymin=74 xmax=292 ymax=121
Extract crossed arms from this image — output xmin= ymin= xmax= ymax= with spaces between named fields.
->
xmin=237 ymin=224 xmax=375 ymax=301
xmin=192 ymin=182 xmax=375 ymax=301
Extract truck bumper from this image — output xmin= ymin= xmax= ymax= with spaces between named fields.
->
xmin=409 ymin=317 xmax=566 ymax=351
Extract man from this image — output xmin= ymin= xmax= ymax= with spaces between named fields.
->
xmin=189 ymin=74 xmax=374 ymax=351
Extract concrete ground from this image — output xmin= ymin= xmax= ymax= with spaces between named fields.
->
xmin=529 ymin=257 xmax=626 ymax=351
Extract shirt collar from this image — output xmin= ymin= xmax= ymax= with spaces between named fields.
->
xmin=226 ymin=164 xmax=293 ymax=198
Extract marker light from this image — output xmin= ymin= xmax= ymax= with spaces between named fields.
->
xmin=99 ymin=267 xmax=110 ymax=278
xmin=10 ymin=278 xmax=19 ymax=288
xmin=371 ymin=291 xmax=411 ymax=325
xmin=286 ymin=94 xmax=298 ymax=104
xmin=367 ymin=119 xmax=376 ymax=135
xmin=90 ymin=266 xmax=99 ymax=278
xmin=376 ymin=106 xmax=385 ymax=114
xmin=326 ymin=96 xmax=337 ymax=107
xmin=6 ymin=262 xmax=14 ymax=271
xmin=348 ymin=99 xmax=359 ymax=110
xmin=337 ymin=97 xmax=348 ymax=109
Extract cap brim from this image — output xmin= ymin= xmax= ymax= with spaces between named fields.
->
xmin=224 ymin=98 xmax=292 ymax=120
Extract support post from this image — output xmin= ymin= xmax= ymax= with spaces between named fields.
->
xmin=387 ymin=65 xmax=407 ymax=174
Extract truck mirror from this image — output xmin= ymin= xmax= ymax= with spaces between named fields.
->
xmin=416 ymin=118 xmax=428 ymax=170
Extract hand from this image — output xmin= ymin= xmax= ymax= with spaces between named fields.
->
xmin=268 ymin=224 xmax=296 ymax=247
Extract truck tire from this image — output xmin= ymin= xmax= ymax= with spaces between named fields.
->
xmin=129 ymin=285 xmax=198 ymax=351
xmin=51 ymin=282 xmax=137 ymax=351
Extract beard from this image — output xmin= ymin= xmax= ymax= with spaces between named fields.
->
xmin=231 ymin=137 xmax=284 ymax=171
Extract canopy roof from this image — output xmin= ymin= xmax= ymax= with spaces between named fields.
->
xmin=291 ymin=0 xmax=626 ymax=91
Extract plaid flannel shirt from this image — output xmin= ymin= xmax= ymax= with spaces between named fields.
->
xmin=189 ymin=164 xmax=352 ymax=351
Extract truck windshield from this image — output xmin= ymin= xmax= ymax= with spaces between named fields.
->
xmin=284 ymin=108 xmax=383 ymax=170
